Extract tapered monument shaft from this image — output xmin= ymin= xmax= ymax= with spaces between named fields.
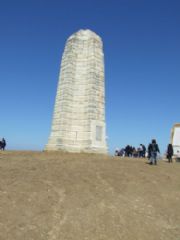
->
xmin=45 ymin=29 xmax=107 ymax=153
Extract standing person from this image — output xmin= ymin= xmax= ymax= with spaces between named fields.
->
xmin=119 ymin=148 xmax=125 ymax=157
xmin=150 ymin=139 xmax=160 ymax=165
xmin=148 ymin=143 xmax=152 ymax=163
xmin=2 ymin=138 xmax=6 ymax=151
xmin=115 ymin=148 xmax=120 ymax=156
xmin=139 ymin=144 xmax=143 ymax=157
xmin=167 ymin=144 xmax=173 ymax=163
xmin=125 ymin=145 xmax=131 ymax=157
xmin=142 ymin=144 xmax=146 ymax=158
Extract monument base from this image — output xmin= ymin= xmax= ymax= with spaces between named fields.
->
xmin=45 ymin=144 xmax=108 ymax=154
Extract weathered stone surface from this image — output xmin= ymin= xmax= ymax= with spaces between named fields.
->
xmin=45 ymin=29 xmax=108 ymax=153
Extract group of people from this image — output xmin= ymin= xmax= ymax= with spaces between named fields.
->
xmin=0 ymin=138 xmax=6 ymax=150
xmin=115 ymin=139 xmax=174 ymax=165
xmin=115 ymin=144 xmax=146 ymax=158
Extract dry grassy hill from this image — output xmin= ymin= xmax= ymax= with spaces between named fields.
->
xmin=0 ymin=151 xmax=179 ymax=240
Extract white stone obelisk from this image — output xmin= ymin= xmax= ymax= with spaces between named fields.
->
xmin=45 ymin=29 xmax=108 ymax=153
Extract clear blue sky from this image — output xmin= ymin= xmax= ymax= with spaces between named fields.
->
xmin=0 ymin=0 xmax=180 ymax=154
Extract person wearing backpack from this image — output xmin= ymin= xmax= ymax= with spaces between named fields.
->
xmin=150 ymin=139 xmax=160 ymax=165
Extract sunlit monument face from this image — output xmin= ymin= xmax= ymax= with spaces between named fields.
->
xmin=171 ymin=123 xmax=180 ymax=155
xmin=45 ymin=29 xmax=108 ymax=154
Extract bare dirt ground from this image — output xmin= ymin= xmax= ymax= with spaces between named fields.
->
xmin=0 ymin=151 xmax=180 ymax=240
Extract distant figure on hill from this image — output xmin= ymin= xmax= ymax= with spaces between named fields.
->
xmin=119 ymin=148 xmax=125 ymax=157
xmin=141 ymin=144 xmax=146 ymax=158
xmin=115 ymin=148 xmax=120 ymax=156
xmin=115 ymin=148 xmax=125 ymax=157
xmin=139 ymin=144 xmax=146 ymax=157
xmin=149 ymin=139 xmax=160 ymax=165
xmin=132 ymin=147 xmax=138 ymax=158
xmin=147 ymin=143 xmax=152 ymax=159
xmin=125 ymin=145 xmax=133 ymax=157
xmin=0 ymin=138 xmax=6 ymax=151
xmin=166 ymin=144 xmax=173 ymax=163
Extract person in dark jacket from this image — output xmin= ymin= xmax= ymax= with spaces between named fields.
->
xmin=147 ymin=143 xmax=152 ymax=161
xmin=149 ymin=139 xmax=160 ymax=165
xmin=125 ymin=145 xmax=131 ymax=157
xmin=142 ymin=144 xmax=146 ymax=158
xmin=167 ymin=144 xmax=173 ymax=163
xmin=1 ymin=138 xmax=6 ymax=151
